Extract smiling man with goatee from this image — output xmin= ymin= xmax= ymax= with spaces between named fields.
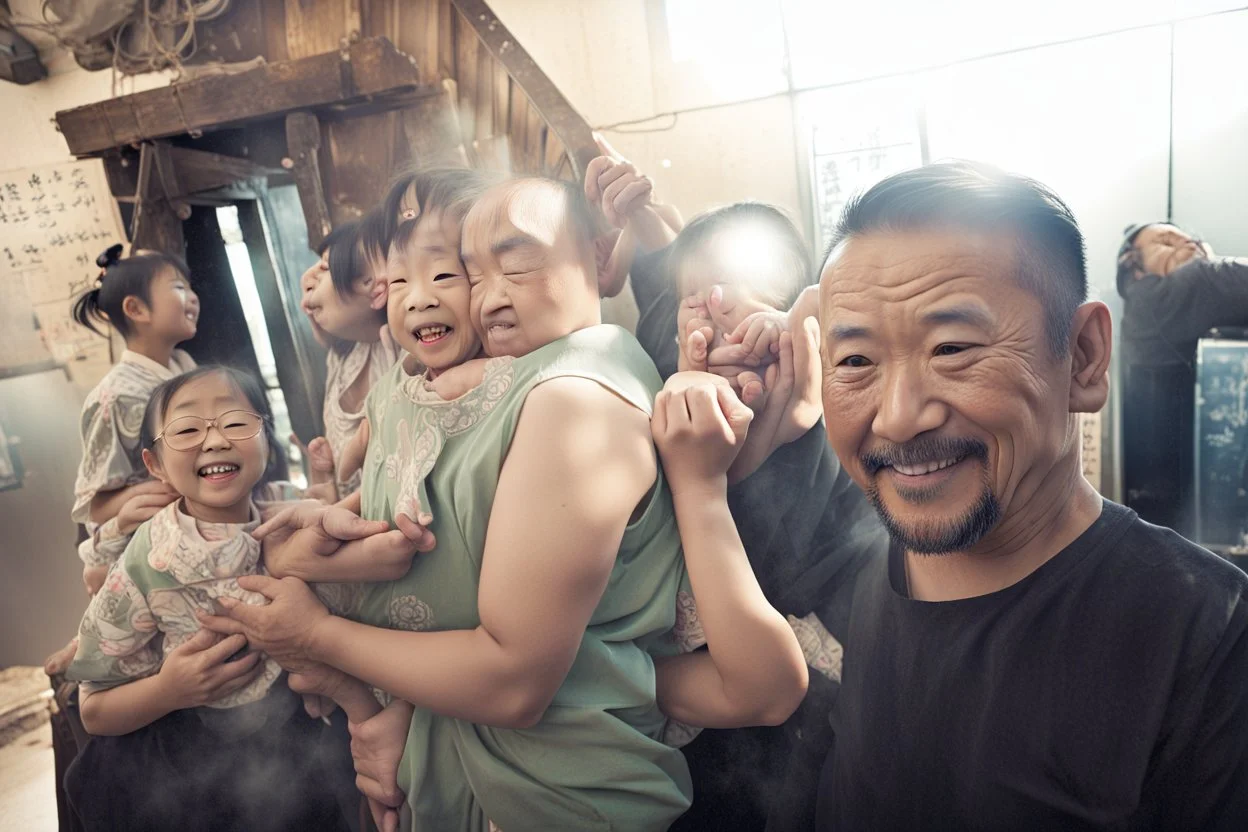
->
xmin=815 ymin=161 xmax=1248 ymax=830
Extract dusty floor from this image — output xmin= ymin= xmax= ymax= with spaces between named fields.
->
xmin=0 ymin=721 xmax=58 ymax=832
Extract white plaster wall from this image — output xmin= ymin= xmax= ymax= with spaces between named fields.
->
xmin=0 ymin=44 xmax=170 ymax=666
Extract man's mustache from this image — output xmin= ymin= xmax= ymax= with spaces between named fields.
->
xmin=860 ymin=436 xmax=989 ymax=475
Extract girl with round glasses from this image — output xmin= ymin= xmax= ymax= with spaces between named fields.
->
xmin=62 ymin=366 xmax=354 ymax=832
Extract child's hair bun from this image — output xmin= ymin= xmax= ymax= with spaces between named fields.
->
xmin=96 ymin=243 xmax=124 ymax=272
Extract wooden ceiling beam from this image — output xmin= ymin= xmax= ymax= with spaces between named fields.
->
xmin=56 ymin=37 xmax=434 ymax=157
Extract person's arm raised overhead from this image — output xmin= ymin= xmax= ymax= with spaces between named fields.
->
xmin=203 ymin=377 xmax=656 ymax=728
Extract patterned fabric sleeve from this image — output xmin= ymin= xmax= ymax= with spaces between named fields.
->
xmin=71 ymin=395 xmax=148 ymax=524
xmin=78 ymin=517 xmax=132 ymax=567
xmin=68 ymin=539 xmax=163 ymax=695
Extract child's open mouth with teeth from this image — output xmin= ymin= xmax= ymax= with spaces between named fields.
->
xmin=198 ymin=462 xmax=241 ymax=482
xmin=416 ymin=324 xmax=452 ymax=344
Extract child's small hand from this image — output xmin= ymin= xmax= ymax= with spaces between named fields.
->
xmin=676 ymin=294 xmax=715 ymax=373
xmin=724 ymin=310 xmax=788 ymax=364
xmin=291 ymin=433 xmax=336 ymax=485
xmin=115 ymin=481 xmax=180 ymax=535
xmin=82 ymin=564 xmax=108 ymax=597
xmin=350 ymin=699 xmax=413 ymax=832
xmin=157 ymin=628 xmax=264 ymax=710
xmin=652 ymin=374 xmax=753 ymax=495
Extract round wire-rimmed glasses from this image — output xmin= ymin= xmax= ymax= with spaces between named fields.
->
xmin=153 ymin=410 xmax=266 ymax=452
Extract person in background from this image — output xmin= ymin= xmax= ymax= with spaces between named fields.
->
xmin=818 ymin=162 xmax=1247 ymax=829
xmin=68 ymin=246 xmax=199 ymax=597
xmin=1117 ymin=222 xmax=1248 ymax=537
xmin=298 ymin=220 xmax=399 ymax=499
xmin=585 ymin=149 xmax=887 ymax=831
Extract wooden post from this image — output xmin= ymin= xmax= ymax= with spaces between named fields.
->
xmin=285 ymin=111 xmax=333 ymax=249
xmin=130 ymin=143 xmax=186 ymax=255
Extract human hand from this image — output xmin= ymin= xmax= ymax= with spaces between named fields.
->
xmin=82 ymin=564 xmax=108 ymax=597
xmin=114 ymin=480 xmax=181 ymax=535
xmin=351 ymin=699 xmax=413 ymax=832
xmin=652 ymin=374 xmax=753 ymax=496
xmin=250 ymin=498 xmax=432 ymax=580
xmin=762 ymin=316 xmax=823 ymax=447
xmin=287 ymin=661 xmax=353 ymax=719
xmin=157 ymin=628 xmax=264 ymax=709
xmin=725 ymin=317 xmax=823 ymax=483
xmin=196 ymin=575 xmax=328 ymax=673
xmin=676 ymin=294 xmax=715 ymax=373
xmin=724 ymin=310 xmax=787 ymax=365
xmin=585 ymin=135 xmax=654 ymax=228
xmin=290 ymin=433 xmax=336 ymax=486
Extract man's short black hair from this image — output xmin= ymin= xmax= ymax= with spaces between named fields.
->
xmin=826 ymin=160 xmax=1087 ymax=355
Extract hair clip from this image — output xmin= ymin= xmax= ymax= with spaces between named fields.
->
xmin=401 ymin=208 xmax=418 ymax=220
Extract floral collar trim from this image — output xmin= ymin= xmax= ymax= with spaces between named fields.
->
xmin=146 ymin=500 xmax=262 ymax=584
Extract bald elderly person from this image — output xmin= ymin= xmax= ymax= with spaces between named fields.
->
xmin=202 ymin=176 xmax=805 ymax=832
xmin=1117 ymin=222 xmax=1248 ymax=535
xmin=815 ymin=163 xmax=1248 ymax=829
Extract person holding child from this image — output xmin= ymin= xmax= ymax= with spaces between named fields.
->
xmin=201 ymin=171 xmax=809 ymax=832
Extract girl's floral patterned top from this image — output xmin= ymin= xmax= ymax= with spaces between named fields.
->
xmin=67 ymin=499 xmax=282 ymax=709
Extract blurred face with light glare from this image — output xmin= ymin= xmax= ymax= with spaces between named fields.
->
xmin=676 ymin=225 xmax=794 ymax=345
xmin=819 ymin=229 xmax=1102 ymax=555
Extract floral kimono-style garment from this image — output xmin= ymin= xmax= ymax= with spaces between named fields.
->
xmin=323 ymin=338 xmax=401 ymax=497
xmin=73 ymin=349 xmax=196 ymax=568
xmin=68 ymin=499 xmax=282 ymax=708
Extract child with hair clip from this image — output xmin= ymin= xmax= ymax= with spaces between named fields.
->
xmin=62 ymin=365 xmax=386 ymax=832
xmin=297 ymin=220 xmax=400 ymax=500
xmin=68 ymin=245 xmax=199 ymax=600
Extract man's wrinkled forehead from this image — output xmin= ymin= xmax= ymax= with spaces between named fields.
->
xmin=462 ymin=180 xmax=571 ymax=258
xmin=817 ymin=229 xmax=1020 ymax=329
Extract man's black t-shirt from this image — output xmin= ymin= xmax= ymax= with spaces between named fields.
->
xmin=819 ymin=501 xmax=1248 ymax=831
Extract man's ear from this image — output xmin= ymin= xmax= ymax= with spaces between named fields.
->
xmin=1068 ymin=301 xmax=1112 ymax=414
xmin=142 ymin=448 xmax=167 ymax=483
xmin=122 ymin=295 xmax=151 ymax=326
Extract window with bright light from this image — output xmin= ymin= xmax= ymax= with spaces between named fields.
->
xmin=781 ymin=0 xmax=1245 ymax=89
xmin=801 ymin=79 xmax=924 ymax=248
xmin=216 ymin=205 xmax=305 ymax=488
xmin=662 ymin=0 xmax=789 ymax=104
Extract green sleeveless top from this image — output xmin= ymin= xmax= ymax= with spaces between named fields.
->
xmin=351 ymin=325 xmax=695 ymax=832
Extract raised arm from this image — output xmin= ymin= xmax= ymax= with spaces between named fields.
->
xmin=206 ymin=377 xmax=656 ymax=728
